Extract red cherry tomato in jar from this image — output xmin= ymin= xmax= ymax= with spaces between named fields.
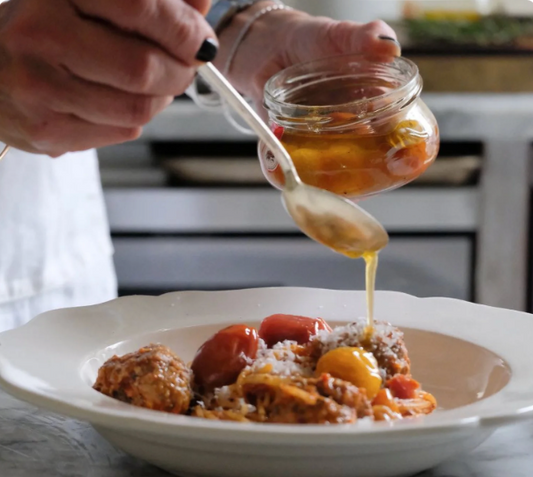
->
xmin=259 ymin=314 xmax=332 ymax=348
xmin=271 ymin=124 xmax=284 ymax=140
xmin=191 ymin=325 xmax=258 ymax=392
xmin=387 ymin=374 xmax=420 ymax=400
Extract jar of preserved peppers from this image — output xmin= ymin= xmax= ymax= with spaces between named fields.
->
xmin=259 ymin=54 xmax=439 ymax=199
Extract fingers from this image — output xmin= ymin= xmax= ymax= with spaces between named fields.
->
xmin=11 ymin=59 xmax=173 ymax=128
xmin=26 ymin=114 xmax=142 ymax=157
xmin=70 ymin=0 xmax=217 ymax=65
xmin=2 ymin=91 xmax=143 ymax=157
xmin=0 ymin=0 xmax=216 ymax=156
xmin=60 ymin=19 xmax=197 ymax=95
xmin=326 ymin=20 xmax=401 ymax=58
xmin=288 ymin=18 xmax=401 ymax=66
xmin=364 ymin=21 xmax=402 ymax=57
xmin=7 ymin=100 xmax=141 ymax=157
xmin=52 ymin=77 xmax=174 ymax=128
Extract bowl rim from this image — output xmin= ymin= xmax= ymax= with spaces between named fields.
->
xmin=1 ymin=288 xmax=533 ymax=443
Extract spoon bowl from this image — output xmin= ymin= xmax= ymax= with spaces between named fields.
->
xmin=198 ymin=63 xmax=389 ymax=256
xmin=281 ymin=183 xmax=389 ymax=257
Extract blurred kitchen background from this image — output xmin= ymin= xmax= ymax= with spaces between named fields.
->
xmin=97 ymin=0 xmax=533 ymax=311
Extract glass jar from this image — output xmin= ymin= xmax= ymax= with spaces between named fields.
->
xmin=259 ymin=54 xmax=439 ymax=200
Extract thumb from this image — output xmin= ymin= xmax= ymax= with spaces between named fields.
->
xmin=321 ymin=19 xmax=401 ymax=59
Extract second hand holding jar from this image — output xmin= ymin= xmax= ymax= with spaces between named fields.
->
xmin=259 ymin=54 xmax=440 ymax=200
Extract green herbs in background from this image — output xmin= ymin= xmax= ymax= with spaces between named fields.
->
xmin=404 ymin=16 xmax=533 ymax=49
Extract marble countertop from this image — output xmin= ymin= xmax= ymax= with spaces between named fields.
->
xmin=1 ymin=389 xmax=531 ymax=477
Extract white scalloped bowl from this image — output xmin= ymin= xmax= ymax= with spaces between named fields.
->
xmin=1 ymin=288 xmax=533 ymax=477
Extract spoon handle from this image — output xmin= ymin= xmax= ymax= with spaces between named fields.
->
xmin=0 ymin=145 xmax=9 ymax=161
xmin=198 ymin=62 xmax=299 ymax=182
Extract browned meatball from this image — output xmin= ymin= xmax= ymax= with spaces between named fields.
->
xmin=367 ymin=326 xmax=410 ymax=379
xmin=310 ymin=320 xmax=410 ymax=380
xmin=93 ymin=344 xmax=192 ymax=414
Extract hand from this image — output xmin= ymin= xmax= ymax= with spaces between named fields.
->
xmin=0 ymin=0 xmax=217 ymax=156
xmin=215 ymin=2 xmax=401 ymax=105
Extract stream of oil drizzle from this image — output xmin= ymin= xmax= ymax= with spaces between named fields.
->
xmin=362 ymin=251 xmax=378 ymax=339
xmin=342 ymin=249 xmax=379 ymax=339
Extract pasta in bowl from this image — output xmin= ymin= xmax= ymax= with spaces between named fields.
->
xmin=0 ymin=288 xmax=530 ymax=477
xmin=93 ymin=314 xmax=436 ymax=424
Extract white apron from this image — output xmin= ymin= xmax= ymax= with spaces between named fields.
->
xmin=0 ymin=148 xmax=117 ymax=332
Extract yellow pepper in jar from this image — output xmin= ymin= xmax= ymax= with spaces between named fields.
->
xmin=266 ymin=113 xmax=437 ymax=198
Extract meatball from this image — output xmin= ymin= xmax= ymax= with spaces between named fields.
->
xmin=310 ymin=320 xmax=410 ymax=380
xmin=93 ymin=344 xmax=192 ymax=414
xmin=366 ymin=324 xmax=410 ymax=379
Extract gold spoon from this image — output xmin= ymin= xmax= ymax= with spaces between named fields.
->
xmin=0 ymin=145 xmax=9 ymax=161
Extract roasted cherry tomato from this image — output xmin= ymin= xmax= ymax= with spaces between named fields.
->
xmin=271 ymin=124 xmax=284 ymax=140
xmin=387 ymin=374 xmax=420 ymax=400
xmin=191 ymin=324 xmax=258 ymax=392
xmin=258 ymin=314 xmax=332 ymax=348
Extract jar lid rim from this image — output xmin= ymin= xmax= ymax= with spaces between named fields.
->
xmin=264 ymin=54 xmax=420 ymax=113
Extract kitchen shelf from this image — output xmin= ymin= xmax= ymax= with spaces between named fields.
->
xmin=113 ymin=235 xmax=472 ymax=300
xmin=104 ymin=187 xmax=478 ymax=234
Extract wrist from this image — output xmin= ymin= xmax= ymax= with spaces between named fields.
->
xmin=215 ymin=2 xmax=307 ymax=97
xmin=215 ymin=1 xmax=284 ymax=66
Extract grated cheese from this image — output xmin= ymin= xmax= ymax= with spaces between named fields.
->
xmin=249 ymin=339 xmax=314 ymax=377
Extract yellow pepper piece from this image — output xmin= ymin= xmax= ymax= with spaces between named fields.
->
xmin=388 ymin=120 xmax=428 ymax=149
xmin=316 ymin=347 xmax=382 ymax=399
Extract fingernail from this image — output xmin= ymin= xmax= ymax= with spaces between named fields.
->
xmin=379 ymin=35 xmax=401 ymax=48
xmin=195 ymin=38 xmax=218 ymax=62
